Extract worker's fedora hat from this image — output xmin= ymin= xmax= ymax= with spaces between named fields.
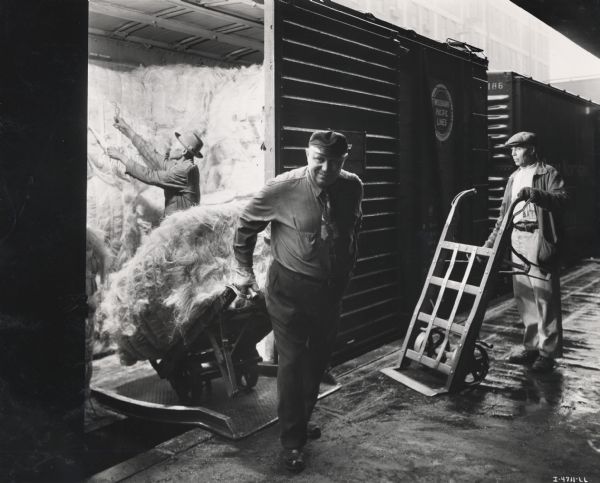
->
xmin=175 ymin=130 xmax=204 ymax=158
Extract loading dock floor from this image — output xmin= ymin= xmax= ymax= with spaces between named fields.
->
xmin=88 ymin=260 xmax=600 ymax=482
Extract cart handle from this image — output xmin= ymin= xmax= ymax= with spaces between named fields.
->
xmin=450 ymin=188 xmax=477 ymax=208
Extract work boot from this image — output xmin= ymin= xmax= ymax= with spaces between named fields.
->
xmin=505 ymin=348 xmax=538 ymax=364
xmin=531 ymin=355 xmax=555 ymax=373
xmin=307 ymin=422 xmax=321 ymax=440
xmin=281 ymin=448 xmax=305 ymax=473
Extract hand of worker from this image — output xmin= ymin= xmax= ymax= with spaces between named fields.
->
xmin=517 ymin=187 xmax=539 ymax=202
xmin=106 ymin=147 xmax=125 ymax=162
xmin=232 ymin=265 xmax=260 ymax=298
xmin=113 ymin=113 xmax=131 ymax=135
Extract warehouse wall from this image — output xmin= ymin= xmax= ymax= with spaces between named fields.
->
xmin=550 ymin=76 xmax=600 ymax=104
xmin=336 ymin=0 xmax=600 ymax=82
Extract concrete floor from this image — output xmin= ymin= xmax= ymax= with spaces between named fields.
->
xmin=89 ymin=261 xmax=600 ymax=482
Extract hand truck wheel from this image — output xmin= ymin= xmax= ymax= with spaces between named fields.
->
xmin=190 ymin=377 xmax=212 ymax=405
xmin=168 ymin=369 xmax=192 ymax=404
xmin=463 ymin=343 xmax=489 ymax=386
xmin=402 ymin=327 xmax=448 ymax=368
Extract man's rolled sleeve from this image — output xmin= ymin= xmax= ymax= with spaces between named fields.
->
xmin=130 ymin=133 xmax=166 ymax=170
xmin=124 ymin=161 xmax=188 ymax=190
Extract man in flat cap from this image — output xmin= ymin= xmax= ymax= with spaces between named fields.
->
xmin=107 ymin=112 xmax=202 ymax=218
xmin=485 ymin=131 xmax=567 ymax=372
xmin=233 ymin=130 xmax=363 ymax=472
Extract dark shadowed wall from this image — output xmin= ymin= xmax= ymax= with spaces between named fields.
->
xmin=0 ymin=1 xmax=88 ymax=480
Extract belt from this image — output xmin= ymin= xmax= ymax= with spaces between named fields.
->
xmin=513 ymin=222 xmax=538 ymax=232
xmin=273 ymin=259 xmax=340 ymax=287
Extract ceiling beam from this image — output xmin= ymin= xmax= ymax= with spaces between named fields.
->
xmin=89 ymin=27 xmax=255 ymax=65
xmin=89 ymin=0 xmax=263 ymax=51
xmin=170 ymin=0 xmax=263 ymax=30
xmin=224 ymin=46 xmax=256 ymax=60
xmin=197 ymin=0 xmax=264 ymax=9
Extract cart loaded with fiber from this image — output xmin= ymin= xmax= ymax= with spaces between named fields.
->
xmin=148 ymin=287 xmax=272 ymax=404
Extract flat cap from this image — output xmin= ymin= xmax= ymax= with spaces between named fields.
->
xmin=504 ymin=131 xmax=537 ymax=148
xmin=309 ymin=130 xmax=348 ymax=157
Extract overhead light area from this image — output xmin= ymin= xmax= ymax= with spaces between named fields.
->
xmin=88 ymin=0 xmax=265 ymax=66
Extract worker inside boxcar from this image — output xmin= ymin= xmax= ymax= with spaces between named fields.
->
xmin=107 ymin=112 xmax=202 ymax=218
xmin=232 ymin=131 xmax=363 ymax=472
xmin=485 ymin=131 xmax=568 ymax=373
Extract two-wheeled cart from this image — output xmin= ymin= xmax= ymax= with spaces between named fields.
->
xmin=90 ymin=287 xmax=276 ymax=438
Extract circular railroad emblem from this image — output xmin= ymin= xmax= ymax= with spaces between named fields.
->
xmin=431 ymin=84 xmax=453 ymax=142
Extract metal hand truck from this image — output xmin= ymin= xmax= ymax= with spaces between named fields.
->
xmin=382 ymin=188 xmax=529 ymax=396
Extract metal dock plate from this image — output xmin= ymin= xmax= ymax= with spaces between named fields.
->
xmin=91 ymin=362 xmax=340 ymax=440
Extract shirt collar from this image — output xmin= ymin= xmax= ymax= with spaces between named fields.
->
xmin=517 ymin=163 xmax=537 ymax=173
xmin=513 ymin=161 xmax=547 ymax=177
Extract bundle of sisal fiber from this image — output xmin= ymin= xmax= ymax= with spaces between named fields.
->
xmin=98 ymin=200 xmax=270 ymax=366
xmin=86 ymin=227 xmax=116 ymax=358
xmin=87 ymin=129 xmax=164 ymax=270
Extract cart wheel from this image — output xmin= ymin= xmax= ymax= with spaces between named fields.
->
xmin=413 ymin=328 xmax=447 ymax=357
xmin=406 ymin=328 xmax=448 ymax=368
xmin=429 ymin=328 xmax=447 ymax=356
xmin=191 ymin=377 xmax=212 ymax=405
xmin=237 ymin=364 xmax=259 ymax=389
xmin=169 ymin=370 xmax=192 ymax=404
xmin=464 ymin=343 xmax=489 ymax=386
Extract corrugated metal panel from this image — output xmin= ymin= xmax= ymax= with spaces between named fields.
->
xmin=88 ymin=0 xmax=264 ymax=65
xmin=487 ymin=72 xmax=514 ymax=228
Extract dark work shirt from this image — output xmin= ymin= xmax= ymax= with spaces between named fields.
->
xmin=234 ymin=167 xmax=363 ymax=280
xmin=125 ymin=156 xmax=200 ymax=217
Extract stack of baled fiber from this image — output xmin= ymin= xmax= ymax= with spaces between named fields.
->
xmin=98 ymin=201 xmax=270 ymax=366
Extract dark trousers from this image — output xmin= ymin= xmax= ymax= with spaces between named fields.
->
xmin=264 ymin=261 xmax=343 ymax=449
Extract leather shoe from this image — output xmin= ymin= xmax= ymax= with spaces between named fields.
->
xmin=281 ymin=448 xmax=305 ymax=473
xmin=531 ymin=355 xmax=555 ymax=373
xmin=505 ymin=348 xmax=538 ymax=364
xmin=307 ymin=422 xmax=321 ymax=440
